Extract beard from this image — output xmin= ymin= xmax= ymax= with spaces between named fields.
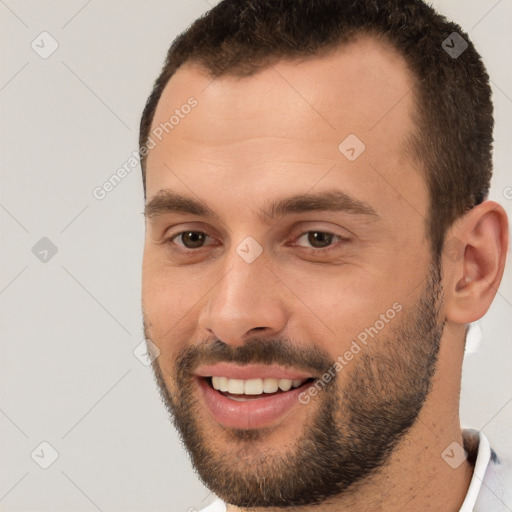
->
xmin=145 ymin=262 xmax=445 ymax=508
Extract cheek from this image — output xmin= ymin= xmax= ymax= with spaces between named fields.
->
xmin=282 ymin=264 xmax=404 ymax=357
xmin=142 ymin=245 xmax=199 ymax=316
xmin=142 ymin=261 xmax=204 ymax=359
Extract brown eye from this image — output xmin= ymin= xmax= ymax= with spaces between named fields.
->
xmin=293 ymin=230 xmax=348 ymax=254
xmin=174 ymin=231 xmax=207 ymax=249
xmin=307 ymin=231 xmax=334 ymax=248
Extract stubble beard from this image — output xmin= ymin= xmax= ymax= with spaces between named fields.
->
xmin=146 ymin=263 xmax=445 ymax=508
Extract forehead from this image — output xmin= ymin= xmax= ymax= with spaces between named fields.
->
xmin=145 ymin=35 xmax=426 ymax=218
xmin=150 ymin=35 xmax=416 ymax=137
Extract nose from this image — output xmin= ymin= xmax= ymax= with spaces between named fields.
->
xmin=197 ymin=249 xmax=288 ymax=346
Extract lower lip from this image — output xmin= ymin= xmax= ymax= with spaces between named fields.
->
xmin=197 ymin=378 xmax=308 ymax=429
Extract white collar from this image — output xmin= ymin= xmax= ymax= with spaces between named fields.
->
xmin=459 ymin=430 xmax=492 ymax=512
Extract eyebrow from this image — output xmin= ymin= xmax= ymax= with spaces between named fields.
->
xmin=144 ymin=189 xmax=379 ymax=221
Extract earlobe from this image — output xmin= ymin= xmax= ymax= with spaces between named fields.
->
xmin=443 ymin=201 xmax=508 ymax=325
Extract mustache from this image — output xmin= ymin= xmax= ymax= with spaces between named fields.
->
xmin=171 ymin=337 xmax=334 ymax=379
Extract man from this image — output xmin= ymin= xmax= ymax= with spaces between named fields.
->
xmin=139 ymin=0 xmax=510 ymax=510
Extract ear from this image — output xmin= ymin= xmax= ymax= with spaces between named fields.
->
xmin=443 ymin=201 xmax=509 ymax=324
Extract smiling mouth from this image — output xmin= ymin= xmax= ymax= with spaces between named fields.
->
xmin=205 ymin=376 xmax=315 ymax=401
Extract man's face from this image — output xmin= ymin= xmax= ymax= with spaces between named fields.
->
xmin=142 ymin=37 xmax=444 ymax=506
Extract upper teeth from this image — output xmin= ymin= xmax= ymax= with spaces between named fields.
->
xmin=211 ymin=377 xmax=306 ymax=395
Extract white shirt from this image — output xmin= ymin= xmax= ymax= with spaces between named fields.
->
xmin=199 ymin=430 xmax=511 ymax=512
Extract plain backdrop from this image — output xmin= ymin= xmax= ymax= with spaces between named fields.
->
xmin=1 ymin=1 xmax=511 ymax=511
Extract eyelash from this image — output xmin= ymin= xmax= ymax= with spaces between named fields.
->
xmin=166 ymin=229 xmax=349 ymax=255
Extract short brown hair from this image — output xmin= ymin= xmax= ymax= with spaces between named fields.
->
xmin=139 ymin=0 xmax=493 ymax=258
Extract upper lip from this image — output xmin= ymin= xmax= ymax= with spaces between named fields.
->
xmin=194 ymin=363 xmax=314 ymax=381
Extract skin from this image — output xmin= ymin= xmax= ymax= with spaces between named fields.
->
xmin=142 ymin=35 xmax=508 ymax=511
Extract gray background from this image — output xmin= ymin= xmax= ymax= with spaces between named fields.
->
xmin=0 ymin=1 xmax=511 ymax=511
